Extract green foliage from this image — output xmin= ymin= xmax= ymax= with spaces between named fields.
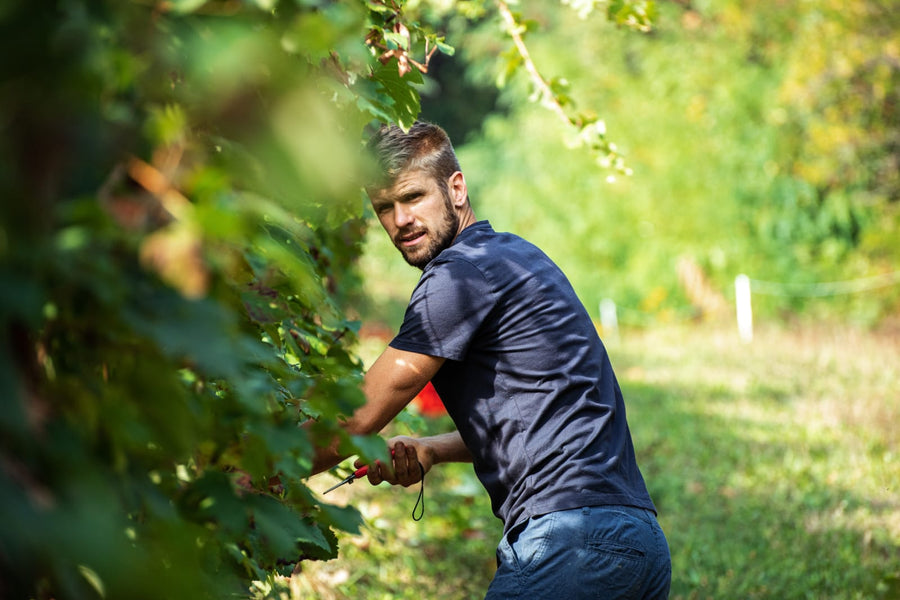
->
xmin=492 ymin=0 xmax=656 ymax=175
xmin=0 ymin=0 xmax=457 ymax=597
xmin=759 ymin=0 xmax=900 ymax=273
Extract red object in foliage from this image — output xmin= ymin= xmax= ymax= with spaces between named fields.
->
xmin=414 ymin=382 xmax=446 ymax=417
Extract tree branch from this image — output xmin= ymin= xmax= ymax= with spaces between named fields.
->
xmin=495 ymin=0 xmax=572 ymax=127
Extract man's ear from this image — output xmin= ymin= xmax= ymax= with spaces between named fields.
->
xmin=447 ymin=171 xmax=468 ymax=207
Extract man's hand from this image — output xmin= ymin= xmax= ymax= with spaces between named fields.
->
xmin=355 ymin=437 xmax=431 ymax=488
xmin=354 ymin=431 xmax=472 ymax=488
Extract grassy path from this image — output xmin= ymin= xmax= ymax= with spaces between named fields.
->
xmin=281 ymin=324 xmax=899 ymax=599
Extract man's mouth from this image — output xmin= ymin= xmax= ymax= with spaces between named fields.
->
xmin=398 ymin=230 xmax=426 ymax=248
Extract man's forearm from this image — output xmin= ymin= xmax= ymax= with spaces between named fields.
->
xmin=309 ymin=433 xmax=344 ymax=476
xmin=306 ymin=347 xmax=446 ymax=478
xmin=421 ymin=431 xmax=472 ymax=466
xmin=367 ymin=431 xmax=471 ymax=487
xmin=311 ymin=429 xmax=471 ymax=478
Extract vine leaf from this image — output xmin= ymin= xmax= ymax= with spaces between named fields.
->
xmin=370 ymin=59 xmax=424 ymax=130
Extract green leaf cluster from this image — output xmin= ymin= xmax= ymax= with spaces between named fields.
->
xmin=0 ymin=1 xmax=454 ymax=597
xmin=761 ymin=0 xmax=900 ymax=272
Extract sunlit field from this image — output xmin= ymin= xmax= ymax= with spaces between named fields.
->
xmin=615 ymin=323 xmax=899 ymax=599
xmin=272 ymin=322 xmax=900 ymax=599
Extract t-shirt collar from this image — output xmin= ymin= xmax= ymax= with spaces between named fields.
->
xmin=453 ymin=220 xmax=493 ymax=245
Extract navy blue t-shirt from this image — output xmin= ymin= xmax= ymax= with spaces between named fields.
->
xmin=389 ymin=221 xmax=655 ymax=532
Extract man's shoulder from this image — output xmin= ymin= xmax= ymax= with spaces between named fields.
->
xmin=425 ymin=221 xmax=552 ymax=286
xmin=448 ymin=222 xmax=532 ymax=256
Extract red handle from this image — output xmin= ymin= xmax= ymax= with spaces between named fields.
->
xmin=352 ymin=449 xmax=394 ymax=480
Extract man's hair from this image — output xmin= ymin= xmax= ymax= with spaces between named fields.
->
xmin=366 ymin=121 xmax=461 ymax=192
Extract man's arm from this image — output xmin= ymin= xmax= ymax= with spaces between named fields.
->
xmin=361 ymin=432 xmax=472 ymax=487
xmin=309 ymin=346 xmax=445 ymax=475
xmin=415 ymin=431 xmax=473 ymax=466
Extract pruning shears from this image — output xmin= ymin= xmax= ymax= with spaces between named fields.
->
xmin=322 ymin=464 xmax=371 ymax=494
xmin=323 ymin=450 xmax=394 ymax=495
xmin=323 ymin=450 xmax=426 ymax=521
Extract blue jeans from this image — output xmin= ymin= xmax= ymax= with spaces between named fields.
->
xmin=485 ymin=505 xmax=671 ymax=599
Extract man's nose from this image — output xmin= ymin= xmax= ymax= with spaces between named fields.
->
xmin=394 ymin=203 xmax=414 ymax=228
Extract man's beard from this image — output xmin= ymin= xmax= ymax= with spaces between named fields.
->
xmin=396 ymin=194 xmax=459 ymax=270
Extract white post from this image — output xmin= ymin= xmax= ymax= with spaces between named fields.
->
xmin=600 ymin=298 xmax=619 ymax=343
xmin=735 ymin=274 xmax=753 ymax=343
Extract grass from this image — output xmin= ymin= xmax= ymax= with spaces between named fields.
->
xmin=617 ymin=324 xmax=899 ymax=599
xmin=269 ymin=322 xmax=899 ymax=599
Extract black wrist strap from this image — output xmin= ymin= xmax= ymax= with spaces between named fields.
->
xmin=412 ymin=461 xmax=425 ymax=521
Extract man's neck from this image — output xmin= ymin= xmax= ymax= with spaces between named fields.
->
xmin=455 ymin=207 xmax=478 ymax=239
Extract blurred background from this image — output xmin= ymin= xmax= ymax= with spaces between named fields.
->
xmin=360 ymin=0 xmax=900 ymax=334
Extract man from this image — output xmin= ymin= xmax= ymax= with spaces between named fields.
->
xmin=312 ymin=121 xmax=671 ymax=598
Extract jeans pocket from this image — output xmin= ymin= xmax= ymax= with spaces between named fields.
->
xmin=583 ymin=510 xmax=651 ymax=598
xmin=587 ymin=538 xmax=647 ymax=560
xmin=507 ymin=512 xmax=556 ymax=577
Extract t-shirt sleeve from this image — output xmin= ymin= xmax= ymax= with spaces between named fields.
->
xmin=389 ymin=257 xmax=496 ymax=361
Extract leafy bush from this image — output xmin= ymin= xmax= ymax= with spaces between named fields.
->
xmin=0 ymin=1 xmax=446 ymax=597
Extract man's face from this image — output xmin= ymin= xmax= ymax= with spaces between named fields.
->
xmin=369 ymin=169 xmax=460 ymax=270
